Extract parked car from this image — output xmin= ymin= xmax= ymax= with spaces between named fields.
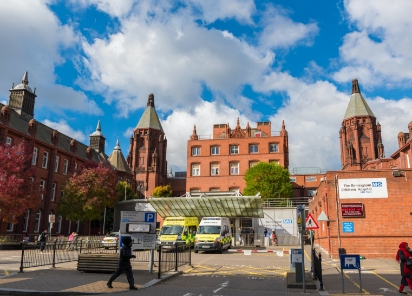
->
xmin=101 ymin=232 xmax=119 ymax=249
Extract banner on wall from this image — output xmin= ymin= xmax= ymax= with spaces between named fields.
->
xmin=338 ymin=178 xmax=388 ymax=199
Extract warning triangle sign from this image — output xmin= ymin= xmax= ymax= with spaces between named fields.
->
xmin=305 ymin=213 xmax=319 ymax=230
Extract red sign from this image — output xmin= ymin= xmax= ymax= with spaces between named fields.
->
xmin=341 ymin=203 xmax=364 ymax=218
xmin=305 ymin=213 xmax=319 ymax=230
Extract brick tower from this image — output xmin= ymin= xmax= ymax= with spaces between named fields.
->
xmin=127 ymin=94 xmax=167 ymax=198
xmin=339 ymin=79 xmax=384 ymax=170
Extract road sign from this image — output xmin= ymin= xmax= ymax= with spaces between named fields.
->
xmin=49 ymin=214 xmax=55 ymax=223
xmin=305 ymin=213 xmax=319 ymax=230
xmin=340 ymin=254 xmax=360 ymax=269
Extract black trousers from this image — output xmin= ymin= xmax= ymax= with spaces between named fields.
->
xmin=108 ymin=265 xmax=134 ymax=287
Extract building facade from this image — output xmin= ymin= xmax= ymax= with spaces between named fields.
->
xmin=126 ymin=94 xmax=168 ymax=198
xmin=186 ymin=118 xmax=289 ymax=193
xmin=310 ymin=78 xmax=412 ymax=258
xmin=0 ymin=72 xmax=133 ymax=237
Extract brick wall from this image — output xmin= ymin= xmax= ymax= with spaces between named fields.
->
xmin=310 ymin=169 xmax=412 ymax=259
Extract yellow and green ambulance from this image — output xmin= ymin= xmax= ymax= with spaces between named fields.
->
xmin=158 ymin=217 xmax=199 ymax=248
xmin=194 ymin=217 xmax=232 ymax=253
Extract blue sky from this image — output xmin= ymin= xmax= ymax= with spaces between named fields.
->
xmin=1 ymin=0 xmax=412 ymax=173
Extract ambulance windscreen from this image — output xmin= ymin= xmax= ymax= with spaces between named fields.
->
xmin=197 ymin=226 xmax=221 ymax=234
xmin=160 ymin=226 xmax=183 ymax=235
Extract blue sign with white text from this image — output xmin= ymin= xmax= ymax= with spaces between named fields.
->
xmin=144 ymin=212 xmax=155 ymax=222
xmin=340 ymin=254 xmax=360 ymax=269
xmin=342 ymin=222 xmax=354 ymax=233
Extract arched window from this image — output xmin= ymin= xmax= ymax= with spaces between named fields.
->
xmin=34 ymin=210 xmax=42 ymax=233
xmin=23 ymin=209 xmax=30 ymax=232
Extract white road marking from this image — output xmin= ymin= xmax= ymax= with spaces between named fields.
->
xmin=213 ymin=281 xmax=229 ymax=293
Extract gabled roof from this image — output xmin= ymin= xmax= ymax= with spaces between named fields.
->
xmin=0 ymin=102 xmax=109 ymax=164
xmin=135 ymin=94 xmax=163 ymax=131
xmin=344 ymin=79 xmax=375 ymax=119
xmin=108 ymin=139 xmax=133 ymax=174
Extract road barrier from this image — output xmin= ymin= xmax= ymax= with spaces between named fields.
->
xmin=157 ymin=241 xmax=192 ymax=279
xmin=311 ymin=249 xmax=324 ymax=290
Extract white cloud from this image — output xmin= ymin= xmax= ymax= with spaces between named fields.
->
xmin=43 ymin=119 xmax=87 ymax=142
xmin=333 ymin=0 xmax=412 ymax=86
xmin=186 ymin=0 xmax=256 ymax=24
xmin=0 ymin=100 xmax=6 ymax=105
xmin=80 ymin=15 xmax=273 ymax=116
xmin=259 ymin=6 xmax=319 ymax=50
xmin=0 ymin=0 xmax=102 ymax=115
xmin=71 ymin=0 xmax=255 ymax=23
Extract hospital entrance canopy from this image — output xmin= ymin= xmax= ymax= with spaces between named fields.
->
xmin=148 ymin=191 xmax=264 ymax=218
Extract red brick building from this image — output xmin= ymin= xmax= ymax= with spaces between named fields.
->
xmin=126 ymin=94 xmax=168 ymax=199
xmin=186 ymin=118 xmax=289 ymax=193
xmin=310 ymin=79 xmax=412 ymax=258
xmin=0 ymin=72 xmax=134 ymax=237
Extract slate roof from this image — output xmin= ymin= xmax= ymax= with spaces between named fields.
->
xmin=108 ymin=139 xmax=133 ymax=174
xmin=0 ymin=102 xmax=109 ymax=164
xmin=135 ymin=102 xmax=163 ymax=131
xmin=344 ymin=79 xmax=375 ymax=119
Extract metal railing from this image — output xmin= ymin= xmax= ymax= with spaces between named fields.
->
xmin=19 ymin=239 xmax=116 ymax=272
xmin=157 ymin=242 xmax=192 ymax=279
xmin=311 ymin=249 xmax=324 ymax=290
xmin=262 ymin=197 xmax=311 ymax=208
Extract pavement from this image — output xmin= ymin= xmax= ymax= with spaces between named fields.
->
xmin=0 ymin=245 xmax=408 ymax=296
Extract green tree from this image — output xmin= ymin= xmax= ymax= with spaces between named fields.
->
xmin=115 ymin=181 xmax=137 ymax=201
xmin=58 ymin=162 xmax=118 ymax=234
xmin=152 ymin=185 xmax=172 ymax=197
xmin=243 ymin=162 xmax=292 ymax=202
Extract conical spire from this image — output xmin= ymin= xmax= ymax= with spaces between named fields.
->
xmin=114 ymin=138 xmax=121 ymax=150
xmin=91 ymin=119 xmax=104 ymax=136
xmin=344 ymin=79 xmax=375 ymax=119
xmin=22 ymin=71 xmax=29 ymax=86
xmin=351 ymin=78 xmax=360 ymax=94
xmin=96 ymin=119 xmax=101 ymax=132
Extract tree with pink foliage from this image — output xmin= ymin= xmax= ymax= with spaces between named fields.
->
xmin=0 ymin=141 xmax=39 ymax=223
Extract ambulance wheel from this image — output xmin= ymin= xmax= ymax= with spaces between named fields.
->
xmin=194 ymin=250 xmax=198 ymax=253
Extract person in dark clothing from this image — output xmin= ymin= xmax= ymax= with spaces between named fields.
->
xmin=107 ymin=236 xmax=137 ymax=290
xmin=396 ymin=242 xmax=412 ymax=293
xmin=249 ymin=228 xmax=254 ymax=244
xmin=38 ymin=230 xmax=48 ymax=253
xmin=264 ymin=228 xmax=268 ymax=238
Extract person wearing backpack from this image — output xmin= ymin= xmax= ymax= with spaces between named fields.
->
xmin=38 ymin=230 xmax=48 ymax=253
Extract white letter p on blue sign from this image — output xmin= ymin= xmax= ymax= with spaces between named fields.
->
xmin=145 ymin=212 xmax=155 ymax=222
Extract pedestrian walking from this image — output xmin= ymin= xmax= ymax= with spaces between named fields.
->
xmin=38 ymin=230 xmax=48 ymax=253
xmin=67 ymin=232 xmax=75 ymax=250
xmin=264 ymin=228 xmax=268 ymax=238
xmin=249 ymin=228 xmax=255 ymax=244
xmin=22 ymin=232 xmax=29 ymax=244
xmin=237 ymin=227 xmax=243 ymax=246
xmin=396 ymin=242 xmax=412 ymax=293
xmin=107 ymin=237 xmax=137 ymax=290
xmin=271 ymin=230 xmax=278 ymax=246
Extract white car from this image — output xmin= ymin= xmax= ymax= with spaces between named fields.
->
xmin=101 ymin=232 xmax=119 ymax=249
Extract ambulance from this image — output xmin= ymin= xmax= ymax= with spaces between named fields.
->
xmin=194 ymin=217 xmax=232 ymax=253
xmin=158 ymin=217 xmax=199 ymax=247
